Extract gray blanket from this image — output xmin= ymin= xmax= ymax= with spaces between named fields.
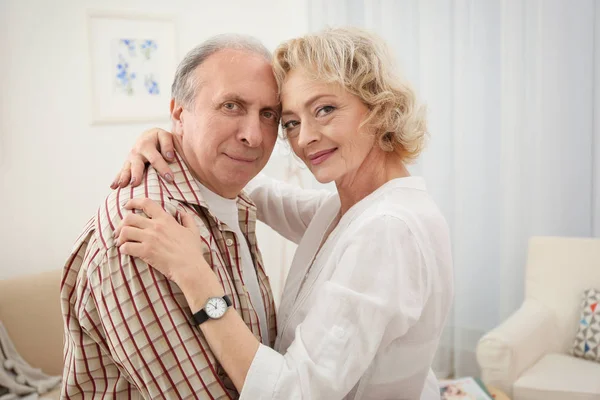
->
xmin=0 ymin=322 xmax=61 ymax=399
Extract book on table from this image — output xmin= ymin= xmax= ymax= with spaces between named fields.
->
xmin=439 ymin=377 xmax=494 ymax=400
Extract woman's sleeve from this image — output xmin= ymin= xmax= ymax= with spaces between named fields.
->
xmin=244 ymin=174 xmax=332 ymax=244
xmin=240 ymin=215 xmax=430 ymax=399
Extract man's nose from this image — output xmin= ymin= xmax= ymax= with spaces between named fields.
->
xmin=238 ymin=114 xmax=263 ymax=147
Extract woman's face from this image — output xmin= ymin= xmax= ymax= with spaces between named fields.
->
xmin=280 ymin=68 xmax=375 ymax=184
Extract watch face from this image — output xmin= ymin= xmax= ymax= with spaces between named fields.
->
xmin=205 ymin=297 xmax=228 ymax=319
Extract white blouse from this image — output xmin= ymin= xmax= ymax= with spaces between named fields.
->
xmin=241 ymin=176 xmax=454 ymax=400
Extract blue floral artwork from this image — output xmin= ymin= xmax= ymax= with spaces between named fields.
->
xmin=113 ymin=38 xmax=160 ymax=97
xmin=115 ymin=54 xmax=136 ymax=95
xmin=139 ymin=40 xmax=158 ymax=60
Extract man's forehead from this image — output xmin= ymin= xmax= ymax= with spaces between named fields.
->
xmin=193 ymin=51 xmax=277 ymax=97
xmin=198 ymin=48 xmax=273 ymax=76
xmin=207 ymin=73 xmax=279 ymax=106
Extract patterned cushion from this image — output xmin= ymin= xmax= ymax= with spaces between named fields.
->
xmin=572 ymin=288 xmax=600 ymax=362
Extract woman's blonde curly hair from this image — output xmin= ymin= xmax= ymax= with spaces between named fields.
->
xmin=273 ymin=27 xmax=428 ymax=163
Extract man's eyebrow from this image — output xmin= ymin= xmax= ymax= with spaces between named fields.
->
xmin=216 ymin=93 xmax=248 ymax=106
xmin=263 ymin=102 xmax=282 ymax=114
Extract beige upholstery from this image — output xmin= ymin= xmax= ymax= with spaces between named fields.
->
xmin=513 ymin=353 xmax=600 ymax=400
xmin=476 ymin=236 xmax=600 ymax=399
xmin=0 ymin=269 xmax=63 ymax=377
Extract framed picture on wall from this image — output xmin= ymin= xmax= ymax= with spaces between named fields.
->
xmin=88 ymin=11 xmax=177 ymax=124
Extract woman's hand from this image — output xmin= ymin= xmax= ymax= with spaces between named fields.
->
xmin=111 ymin=128 xmax=176 ymax=189
xmin=114 ymin=198 xmax=208 ymax=285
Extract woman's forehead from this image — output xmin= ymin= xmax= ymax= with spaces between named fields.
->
xmin=281 ymin=69 xmax=345 ymax=105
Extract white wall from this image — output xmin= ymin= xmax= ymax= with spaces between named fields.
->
xmin=0 ymin=0 xmax=308 ymax=292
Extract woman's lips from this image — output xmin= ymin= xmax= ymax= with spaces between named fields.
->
xmin=308 ymin=148 xmax=337 ymax=165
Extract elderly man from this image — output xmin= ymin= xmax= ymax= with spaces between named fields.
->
xmin=60 ymin=34 xmax=280 ymax=399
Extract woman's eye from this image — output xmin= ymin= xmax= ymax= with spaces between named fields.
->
xmin=282 ymin=120 xmax=300 ymax=130
xmin=316 ymin=105 xmax=335 ymax=117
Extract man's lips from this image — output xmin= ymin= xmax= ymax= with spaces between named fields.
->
xmin=225 ymin=154 xmax=257 ymax=163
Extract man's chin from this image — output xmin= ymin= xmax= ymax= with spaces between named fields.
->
xmin=218 ymin=171 xmax=258 ymax=191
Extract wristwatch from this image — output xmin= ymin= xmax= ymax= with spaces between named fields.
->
xmin=192 ymin=295 xmax=232 ymax=325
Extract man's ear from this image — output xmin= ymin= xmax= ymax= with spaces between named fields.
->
xmin=170 ymin=98 xmax=184 ymax=134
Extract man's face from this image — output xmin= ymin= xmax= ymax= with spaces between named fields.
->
xmin=173 ymin=49 xmax=280 ymax=198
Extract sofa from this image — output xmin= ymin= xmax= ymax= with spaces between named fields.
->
xmin=0 ymin=269 xmax=63 ymax=400
xmin=476 ymin=236 xmax=600 ymax=400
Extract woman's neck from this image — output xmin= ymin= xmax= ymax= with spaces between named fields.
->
xmin=335 ymin=148 xmax=410 ymax=216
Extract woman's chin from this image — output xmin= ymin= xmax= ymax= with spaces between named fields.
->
xmin=311 ymin=170 xmax=337 ymax=185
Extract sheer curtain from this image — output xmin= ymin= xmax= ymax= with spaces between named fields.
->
xmin=304 ymin=0 xmax=599 ymax=377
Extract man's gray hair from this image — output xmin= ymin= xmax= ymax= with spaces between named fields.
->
xmin=171 ymin=33 xmax=272 ymax=108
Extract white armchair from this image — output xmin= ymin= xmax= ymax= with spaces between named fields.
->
xmin=476 ymin=236 xmax=600 ymax=400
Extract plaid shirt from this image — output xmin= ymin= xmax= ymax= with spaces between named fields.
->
xmin=60 ymin=152 xmax=277 ymax=399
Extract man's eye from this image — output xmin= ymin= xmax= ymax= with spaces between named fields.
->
xmin=282 ymin=120 xmax=300 ymax=130
xmin=262 ymin=111 xmax=277 ymax=120
xmin=223 ymin=103 xmax=239 ymax=111
xmin=316 ymin=105 xmax=335 ymax=117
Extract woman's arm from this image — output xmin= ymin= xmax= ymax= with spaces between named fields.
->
xmin=178 ymin=269 xmax=261 ymax=392
xmin=178 ymin=216 xmax=429 ymax=399
xmin=117 ymin=198 xmax=430 ymax=399
xmin=245 ymin=174 xmax=332 ymax=243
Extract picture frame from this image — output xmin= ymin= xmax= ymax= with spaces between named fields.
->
xmin=87 ymin=10 xmax=177 ymax=124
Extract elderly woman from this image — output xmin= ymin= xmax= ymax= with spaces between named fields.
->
xmin=113 ymin=28 xmax=453 ymax=399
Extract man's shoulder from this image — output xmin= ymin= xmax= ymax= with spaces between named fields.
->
xmin=238 ymin=188 xmax=257 ymax=209
xmin=95 ymin=170 xmax=178 ymax=249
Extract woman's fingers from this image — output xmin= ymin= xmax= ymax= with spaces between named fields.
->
xmin=180 ymin=211 xmax=199 ymax=234
xmin=115 ymin=212 xmax=153 ymax=237
xmin=129 ymin=156 xmax=146 ymax=187
xmin=136 ymin=128 xmax=174 ymax=182
xmin=118 ymin=161 xmax=132 ymax=189
xmin=146 ymin=149 xmax=174 ymax=183
xmin=124 ymin=198 xmax=165 ymax=219
xmin=110 ymin=171 xmax=122 ymax=190
xmin=118 ymin=241 xmax=145 ymax=259
xmin=115 ymin=225 xmax=146 ymax=246
xmin=158 ymin=129 xmax=176 ymax=162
